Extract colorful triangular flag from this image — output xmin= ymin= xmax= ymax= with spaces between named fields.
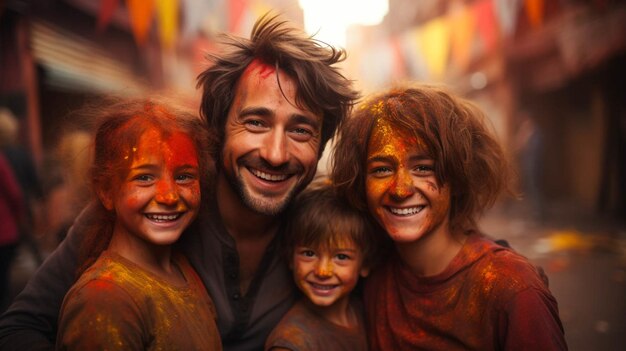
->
xmin=126 ymin=0 xmax=155 ymax=45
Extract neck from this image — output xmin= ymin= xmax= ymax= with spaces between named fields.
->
xmin=216 ymin=172 xmax=280 ymax=241
xmin=395 ymin=220 xmax=467 ymax=277
xmin=108 ymin=227 xmax=183 ymax=285
xmin=305 ymin=296 xmax=357 ymax=329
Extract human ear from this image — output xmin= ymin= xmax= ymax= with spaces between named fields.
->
xmin=360 ymin=265 xmax=370 ymax=278
xmin=96 ymin=187 xmax=114 ymax=211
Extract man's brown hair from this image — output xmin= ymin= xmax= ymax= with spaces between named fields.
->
xmin=332 ymin=85 xmax=513 ymax=232
xmin=197 ymin=13 xmax=359 ymax=158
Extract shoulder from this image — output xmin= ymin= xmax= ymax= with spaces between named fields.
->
xmin=469 ymin=237 xmax=550 ymax=302
xmin=62 ymin=255 xmax=145 ymax=315
xmin=63 ymin=267 xmax=140 ymax=316
xmin=58 ymin=277 xmax=147 ymax=350
xmin=265 ymin=302 xmax=317 ymax=351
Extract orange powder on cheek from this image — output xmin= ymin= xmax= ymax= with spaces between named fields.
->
xmin=124 ymin=194 xmax=140 ymax=209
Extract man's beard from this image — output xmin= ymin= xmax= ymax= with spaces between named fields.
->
xmin=224 ymin=156 xmax=309 ymax=216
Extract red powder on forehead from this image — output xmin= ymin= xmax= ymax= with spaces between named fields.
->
xmin=243 ymin=58 xmax=276 ymax=80
xmin=164 ymin=131 xmax=198 ymax=167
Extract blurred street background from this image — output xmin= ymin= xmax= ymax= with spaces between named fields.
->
xmin=1 ymin=0 xmax=625 ymax=350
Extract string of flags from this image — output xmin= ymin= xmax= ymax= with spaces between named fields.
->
xmin=95 ymin=0 xmax=593 ymax=81
xmin=397 ymin=0 xmax=548 ymax=80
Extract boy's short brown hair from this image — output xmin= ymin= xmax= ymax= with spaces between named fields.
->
xmin=284 ymin=179 xmax=377 ymax=268
xmin=332 ymin=85 xmax=513 ymax=232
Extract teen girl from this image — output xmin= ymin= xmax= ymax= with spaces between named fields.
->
xmin=332 ymin=86 xmax=567 ymax=350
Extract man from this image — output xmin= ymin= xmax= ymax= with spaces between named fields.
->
xmin=0 ymin=14 xmax=359 ymax=351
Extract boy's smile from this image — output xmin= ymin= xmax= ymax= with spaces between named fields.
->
xmin=292 ymin=242 xmax=368 ymax=310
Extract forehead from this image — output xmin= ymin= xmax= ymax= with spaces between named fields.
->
xmin=233 ymin=60 xmax=320 ymax=120
xmin=302 ymin=235 xmax=359 ymax=251
xmin=367 ymin=118 xmax=424 ymax=157
xmin=130 ymin=127 xmax=198 ymax=164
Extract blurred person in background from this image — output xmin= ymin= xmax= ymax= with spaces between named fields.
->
xmin=0 ymin=152 xmax=24 ymax=313
xmin=0 ymin=13 xmax=358 ymax=351
xmin=40 ymin=130 xmax=92 ymax=251
xmin=0 ymin=108 xmax=43 ymax=265
xmin=513 ymin=110 xmax=544 ymax=222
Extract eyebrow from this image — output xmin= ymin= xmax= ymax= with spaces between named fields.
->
xmin=291 ymin=114 xmax=321 ymax=131
xmin=239 ymin=106 xmax=272 ymax=118
xmin=366 ymin=153 xmax=433 ymax=164
xmin=334 ymin=248 xmax=357 ymax=252
xmin=130 ymin=164 xmax=159 ymax=171
xmin=130 ymin=163 xmax=199 ymax=172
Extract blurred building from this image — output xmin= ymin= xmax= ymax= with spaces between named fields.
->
xmin=345 ymin=0 xmax=626 ymax=220
xmin=0 ymin=0 xmax=302 ymax=246
xmin=0 ymin=0 xmax=303 ymax=162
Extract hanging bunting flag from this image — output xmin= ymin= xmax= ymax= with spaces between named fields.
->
xmin=229 ymin=0 xmax=248 ymax=33
xmin=98 ymin=0 xmax=120 ymax=32
xmin=156 ymin=0 xmax=178 ymax=49
xmin=449 ymin=4 xmax=476 ymax=71
xmin=494 ymin=0 xmax=523 ymax=37
xmin=126 ymin=0 xmax=155 ymax=45
xmin=418 ymin=17 xmax=450 ymax=80
xmin=524 ymin=0 xmax=545 ymax=29
xmin=181 ymin=0 xmax=216 ymax=40
xmin=251 ymin=0 xmax=272 ymax=19
xmin=400 ymin=28 xmax=429 ymax=80
xmin=474 ymin=0 xmax=498 ymax=54
xmin=390 ymin=37 xmax=407 ymax=79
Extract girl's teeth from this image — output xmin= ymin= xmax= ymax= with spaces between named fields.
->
xmin=389 ymin=207 xmax=422 ymax=215
xmin=146 ymin=214 xmax=179 ymax=221
xmin=310 ymin=283 xmax=336 ymax=290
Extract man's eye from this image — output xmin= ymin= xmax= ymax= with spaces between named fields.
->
xmin=289 ymin=127 xmax=314 ymax=142
xmin=244 ymin=120 xmax=266 ymax=130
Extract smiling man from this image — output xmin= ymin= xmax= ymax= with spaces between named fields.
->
xmin=0 ymin=14 xmax=359 ymax=351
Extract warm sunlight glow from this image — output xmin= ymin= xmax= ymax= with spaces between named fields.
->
xmin=299 ymin=0 xmax=389 ymax=48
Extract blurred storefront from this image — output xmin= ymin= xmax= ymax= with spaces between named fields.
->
xmin=0 ymin=0 xmax=302 ymax=163
xmin=345 ymin=0 xmax=626 ymax=220
xmin=0 ymin=0 xmax=302 ymax=250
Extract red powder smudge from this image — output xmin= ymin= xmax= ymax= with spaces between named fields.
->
xmin=125 ymin=195 xmax=139 ymax=209
xmin=244 ymin=58 xmax=275 ymax=80
xmin=165 ymin=132 xmax=199 ymax=168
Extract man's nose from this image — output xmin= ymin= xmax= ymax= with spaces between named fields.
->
xmin=260 ymin=129 xmax=289 ymax=166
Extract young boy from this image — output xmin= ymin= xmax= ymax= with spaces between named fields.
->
xmin=265 ymin=181 xmax=376 ymax=351
xmin=332 ymin=85 xmax=567 ymax=350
